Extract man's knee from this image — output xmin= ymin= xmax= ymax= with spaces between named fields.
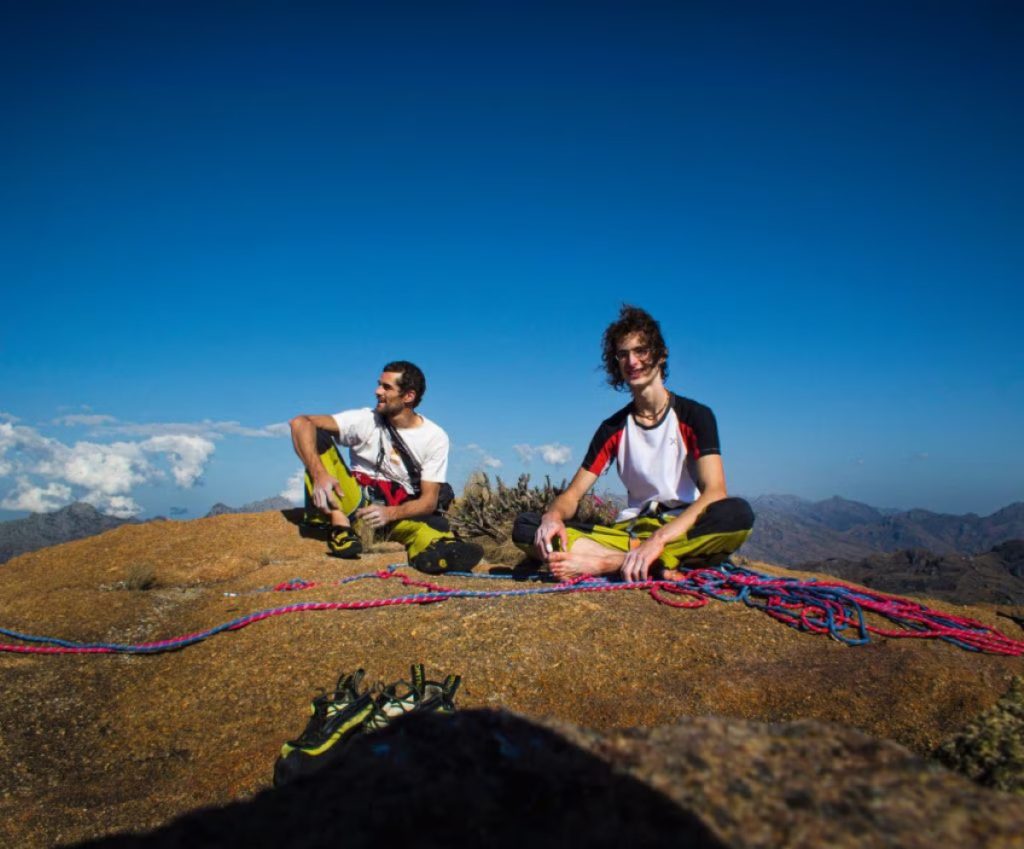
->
xmin=314 ymin=427 xmax=336 ymax=456
xmin=702 ymin=497 xmax=755 ymax=534
xmin=512 ymin=512 xmax=541 ymax=548
xmin=419 ymin=514 xmax=451 ymax=533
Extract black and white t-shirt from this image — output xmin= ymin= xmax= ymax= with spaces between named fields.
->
xmin=581 ymin=394 xmax=721 ymax=521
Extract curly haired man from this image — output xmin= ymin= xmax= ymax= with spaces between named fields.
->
xmin=514 ymin=306 xmax=754 ymax=581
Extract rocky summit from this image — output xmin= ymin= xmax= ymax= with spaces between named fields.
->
xmin=0 ymin=512 xmax=1022 ymax=848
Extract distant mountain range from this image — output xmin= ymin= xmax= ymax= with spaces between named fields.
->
xmin=795 ymin=540 xmax=1024 ymax=606
xmin=0 ymin=497 xmax=296 ymax=564
xmin=0 ymin=502 xmax=141 ymax=565
xmin=742 ymin=495 xmax=1024 ymax=566
xmin=205 ymin=496 xmax=295 ymax=518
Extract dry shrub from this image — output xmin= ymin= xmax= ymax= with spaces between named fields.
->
xmin=448 ymin=473 xmax=620 ymax=542
xmin=124 ymin=563 xmax=157 ymax=591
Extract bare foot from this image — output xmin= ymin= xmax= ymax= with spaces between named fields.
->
xmin=548 ymin=549 xmax=624 ymax=581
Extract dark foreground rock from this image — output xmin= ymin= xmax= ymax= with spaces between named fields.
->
xmin=72 ymin=710 xmax=1024 ymax=849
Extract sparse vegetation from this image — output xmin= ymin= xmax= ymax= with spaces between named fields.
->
xmin=935 ymin=676 xmax=1024 ymax=794
xmin=354 ymin=515 xmax=380 ymax=551
xmin=447 ymin=473 xmax=620 ymax=542
xmin=123 ymin=563 xmax=157 ymax=591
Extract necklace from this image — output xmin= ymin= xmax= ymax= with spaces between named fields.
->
xmin=634 ymin=394 xmax=670 ymax=423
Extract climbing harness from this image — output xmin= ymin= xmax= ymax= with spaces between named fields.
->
xmin=1 ymin=563 xmax=1022 ymax=657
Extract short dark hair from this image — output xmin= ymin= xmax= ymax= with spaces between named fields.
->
xmin=382 ymin=360 xmax=426 ymax=408
xmin=601 ymin=304 xmax=669 ymax=390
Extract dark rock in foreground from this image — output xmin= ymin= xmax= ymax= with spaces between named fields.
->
xmin=73 ymin=710 xmax=1024 ymax=849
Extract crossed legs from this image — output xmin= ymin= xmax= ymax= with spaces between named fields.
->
xmin=512 ymin=498 xmax=755 ymax=581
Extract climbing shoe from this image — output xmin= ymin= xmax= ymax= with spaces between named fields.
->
xmin=410 ymin=538 xmax=484 ymax=575
xmin=273 ymin=665 xmax=460 ymax=787
xmin=327 ymin=526 xmax=363 ymax=559
xmin=274 ymin=669 xmax=374 ymax=787
xmin=363 ymin=664 xmax=461 ymax=732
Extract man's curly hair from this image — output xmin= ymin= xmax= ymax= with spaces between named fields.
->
xmin=601 ymin=304 xmax=669 ymax=390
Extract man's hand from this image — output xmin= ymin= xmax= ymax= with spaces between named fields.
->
xmin=534 ymin=513 xmax=568 ymax=561
xmin=311 ymin=473 xmax=344 ymax=512
xmin=356 ymin=504 xmax=394 ymax=529
xmin=620 ymin=536 xmax=665 ymax=582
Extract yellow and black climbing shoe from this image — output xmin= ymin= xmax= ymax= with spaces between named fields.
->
xmin=363 ymin=664 xmax=461 ymax=733
xmin=410 ymin=539 xmax=484 ymax=575
xmin=273 ymin=665 xmax=460 ymax=787
xmin=274 ymin=669 xmax=374 ymax=787
xmin=327 ymin=526 xmax=363 ymax=559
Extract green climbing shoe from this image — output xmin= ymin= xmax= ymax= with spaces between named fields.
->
xmin=327 ymin=526 xmax=363 ymax=559
xmin=410 ymin=539 xmax=483 ymax=575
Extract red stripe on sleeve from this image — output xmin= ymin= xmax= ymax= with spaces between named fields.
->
xmin=586 ymin=430 xmax=622 ymax=475
xmin=679 ymin=422 xmax=700 ymax=459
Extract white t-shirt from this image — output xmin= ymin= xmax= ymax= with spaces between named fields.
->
xmin=331 ymin=408 xmax=449 ymax=492
xmin=582 ymin=394 xmax=721 ymax=521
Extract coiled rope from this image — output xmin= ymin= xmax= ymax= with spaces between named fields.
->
xmin=1 ymin=563 xmax=1021 ymax=656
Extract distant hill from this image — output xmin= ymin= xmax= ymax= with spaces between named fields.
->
xmin=0 ymin=496 xmax=296 ymax=565
xmin=0 ymin=502 xmax=139 ymax=565
xmin=205 ymin=496 xmax=295 ymax=518
xmin=796 ymin=540 xmax=1024 ymax=605
xmin=742 ymin=495 xmax=1024 ymax=566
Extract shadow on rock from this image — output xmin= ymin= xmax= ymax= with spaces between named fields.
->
xmin=279 ymin=508 xmax=332 ymax=542
xmin=72 ymin=710 xmax=725 ymax=849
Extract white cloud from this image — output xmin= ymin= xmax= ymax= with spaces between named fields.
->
xmin=0 ymin=412 xmax=20 ymax=423
xmin=513 ymin=443 xmax=572 ymax=466
xmin=464 ymin=443 xmax=503 ymax=469
xmin=98 ymin=419 xmax=287 ymax=439
xmin=83 ymin=492 xmax=142 ymax=519
xmin=141 ymin=435 xmax=216 ymax=487
xmin=53 ymin=414 xmax=118 ymax=427
xmin=281 ymin=469 xmax=306 ymax=505
xmin=47 ymin=412 xmax=288 ymax=441
xmin=63 ymin=441 xmax=151 ymax=495
xmin=0 ymin=420 xmax=217 ymax=516
xmin=540 ymin=444 xmax=572 ymax=465
xmin=0 ymin=421 xmax=69 ymax=476
xmin=1 ymin=478 xmax=73 ymax=512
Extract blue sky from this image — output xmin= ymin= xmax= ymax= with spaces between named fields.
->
xmin=1 ymin=1 xmax=1021 ymax=520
